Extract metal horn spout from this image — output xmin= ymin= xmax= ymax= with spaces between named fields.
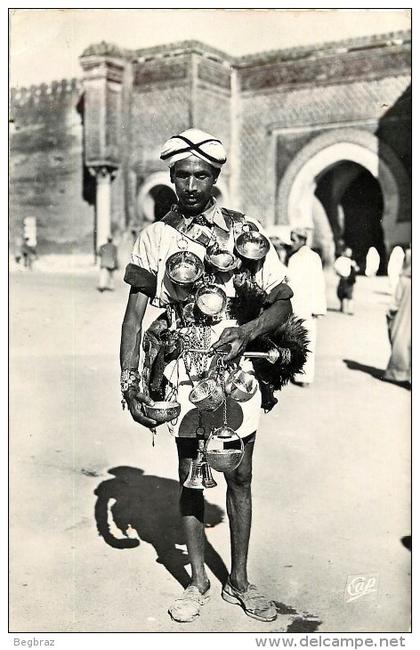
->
xmin=202 ymin=460 xmax=217 ymax=488
xmin=183 ymin=457 xmax=205 ymax=490
xmin=183 ymin=439 xmax=217 ymax=489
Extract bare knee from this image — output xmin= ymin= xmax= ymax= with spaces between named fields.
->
xmin=178 ymin=457 xmax=204 ymax=517
xmin=224 ymin=439 xmax=254 ymax=491
xmin=179 ymin=485 xmax=204 ymax=518
xmin=225 ymin=465 xmax=252 ymax=491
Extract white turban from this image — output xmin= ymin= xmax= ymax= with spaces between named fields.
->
xmin=160 ymin=128 xmax=227 ymax=169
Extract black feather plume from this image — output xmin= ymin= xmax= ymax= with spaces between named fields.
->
xmin=251 ymin=316 xmax=310 ymax=390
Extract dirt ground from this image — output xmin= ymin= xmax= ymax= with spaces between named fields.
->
xmin=9 ymin=266 xmax=410 ymax=633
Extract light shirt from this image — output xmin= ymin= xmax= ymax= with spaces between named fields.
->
xmin=131 ymin=202 xmax=287 ymax=308
xmin=131 ymin=201 xmax=288 ymax=440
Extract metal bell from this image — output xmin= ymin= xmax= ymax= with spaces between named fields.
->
xmin=183 ymin=457 xmax=205 ymax=489
xmin=183 ymin=440 xmax=217 ymax=489
xmin=202 ymin=461 xmax=217 ymax=488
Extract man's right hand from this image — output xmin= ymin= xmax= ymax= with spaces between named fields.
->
xmin=125 ymin=392 xmax=158 ymax=429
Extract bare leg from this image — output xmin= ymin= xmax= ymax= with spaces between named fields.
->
xmin=177 ymin=449 xmax=210 ymax=594
xmin=98 ymin=267 xmax=106 ymax=291
xmin=347 ymin=299 xmax=354 ymax=315
xmin=224 ymin=439 xmax=255 ymax=591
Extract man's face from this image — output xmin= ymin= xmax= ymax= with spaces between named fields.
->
xmin=171 ymin=157 xmax=218 ymax=215
xmin=290 ymin=232 xmax=305 ymax=252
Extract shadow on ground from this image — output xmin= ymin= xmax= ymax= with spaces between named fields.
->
xmin=94 ymin=466 xmax=228 ymax=588
xmin=344 ymin=360 xmax=411 ymax=390
xmin=94 ymin=467 xmax=322 ymax=631
xmin=273 ymin=601 xmax=322 ymax=632
xmin=343 ymin=359 xmax=384 ymax=380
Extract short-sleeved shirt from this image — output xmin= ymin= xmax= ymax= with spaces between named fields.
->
xmin=131 ymin=201 xmax=288 ymax=439
xmin=131 ymin=201 xmax=287 ymax=308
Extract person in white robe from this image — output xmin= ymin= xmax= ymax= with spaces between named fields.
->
xmin=387 ymin=245 xmax=405 ymax=296
xmin=365 ymin=246 xmax=380 ymax=277
xmin=287 ymin=228 xmax=327 ymax=386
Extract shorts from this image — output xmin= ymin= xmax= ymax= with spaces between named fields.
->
xmin=337 ymin=279 xmax=354 ymax=300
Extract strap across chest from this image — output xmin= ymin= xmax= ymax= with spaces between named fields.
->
xmin=162 ymin=207 xmax=246 ymax=249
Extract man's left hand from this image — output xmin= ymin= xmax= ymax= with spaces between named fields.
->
xmin=211 ymin=326 xmax=251 ymax=362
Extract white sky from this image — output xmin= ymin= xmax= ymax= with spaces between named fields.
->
xmin=10 ymin=8 xmax=411 ymax=88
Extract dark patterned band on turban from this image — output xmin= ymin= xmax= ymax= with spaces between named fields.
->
xmin=160 ymin=128 xmax=227 ymax=168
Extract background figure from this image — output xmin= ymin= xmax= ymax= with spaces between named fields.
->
xmin=365 ymin=246 xmax=380 ymax=277
xmin=387 ymin=245 xmax=405 ymax=296
xmin=22 ymin=237 xmax=36 ymax=270
xmin=273 ymin=241 xmax=289 ymax=265
xmin=98 ymin=236 xmax=119 ymax=292
xmin=287 ymin=228 xmax=327 ymax=387
xmin=266 ymin=225 xmax=292 ymax=265
xmin=384 ymin=247 xmax=411 ymax=386
xmin=14 ymin=235 xmax=23 ymax=265
xmin=334 ymin=247 xmax=359 ymax=315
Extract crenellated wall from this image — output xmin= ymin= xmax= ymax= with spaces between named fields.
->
xmin=9 ymin=31 xmax=411 ymax=256
xmin=9 ymin=79 xmax=95 ymax=254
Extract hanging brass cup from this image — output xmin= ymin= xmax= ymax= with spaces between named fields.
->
xmin=143 ymin=401 xmax=181 ymax=424
xmin=225 ymin=369 xmax=258 ymax=402
xmin=189 ymin=377 xmax=225 ymax=412
xmin=235 ymin=231 xmax=270 ymax=261
xmin=166 ymin=251 xmax=204 ymax=286
xmin=195 ymin=283 xmax=227 ymax=318
xmin=205 ymin=249 xmax=238 ymax=273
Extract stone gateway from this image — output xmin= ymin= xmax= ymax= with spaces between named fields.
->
xmin=10 ymin=32 xmax=411 ymax=270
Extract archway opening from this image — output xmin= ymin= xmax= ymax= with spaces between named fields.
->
xmin=315 ymin=161 xmax=386 ymax=274
xmin=149 ymin=185 xmax=177 ymax=222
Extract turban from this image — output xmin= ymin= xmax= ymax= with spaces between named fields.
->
xmin=160 ymin=128 xmax=227 ymax=169
xmin=291 ymin=227 xmax=309 ymax=240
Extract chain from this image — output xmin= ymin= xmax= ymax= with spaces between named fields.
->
xmin=196 ymin=326 xmax=206 ymax=378
xmin=214 ymin=354 xmax=228 ymax=427
xmin=196 ymin=410 xmax=206 ymax=441
xmin=222 ymin=371 xmax=228 ymax=427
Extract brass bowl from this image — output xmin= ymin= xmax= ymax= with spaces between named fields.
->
xmin=205 ymin=427 xmax=244 ymax=472
xmin=189 ymin=378 xmax=225 ymax=412
xmin=143 ymin=401 xmax=181 ymax=424
xmin=195 ymin=284 xmax=227 ymax=317
xmin=235 ymin=231 xmax=270 ymax=261
xmin=205 ymin=449 xmax=244 ymax=472
xmin=205 ymin=249 xmax=237 ymax=273
xmin=225 ymin=369 xmax=258 ymax=402
xmin=166 ymin=251 xmax=204 ymax=286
